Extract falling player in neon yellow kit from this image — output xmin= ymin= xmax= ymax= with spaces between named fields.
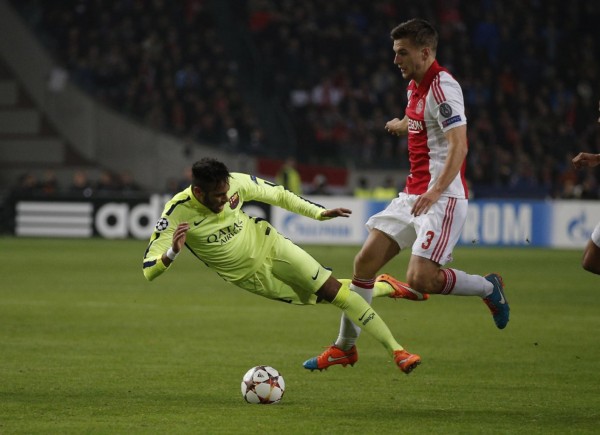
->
xmin=143 ymin=157 xmax=421 ymax=374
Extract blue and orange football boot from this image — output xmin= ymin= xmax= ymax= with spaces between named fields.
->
xmin=483 ymin=273 xmax=510 ymax=329
xmin=302 ymin=345 xmax=358 ymax=371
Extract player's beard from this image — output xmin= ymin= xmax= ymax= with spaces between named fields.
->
xmin=207 ymin=198 xmax=226 ymax=213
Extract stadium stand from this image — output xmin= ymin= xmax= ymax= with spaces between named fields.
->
xmin=5 ymin=0 xmax=600 ymax=199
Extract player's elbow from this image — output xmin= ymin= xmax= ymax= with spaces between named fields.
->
xmin=142 ymin=255 xmax=170 ymax=281
xmin=142 ymin=268 xmax=155 ymax=282
xmin=142 ymin=260 xmax=160 ymax=282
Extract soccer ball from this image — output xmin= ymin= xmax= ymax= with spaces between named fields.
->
xmin=241 ymin=365 xmax=285 ymax=404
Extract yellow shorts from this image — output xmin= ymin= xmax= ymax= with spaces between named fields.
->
xmin=233 ymin=231 xmax=332 ymax=305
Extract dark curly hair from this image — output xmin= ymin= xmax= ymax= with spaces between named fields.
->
xmin=191 ymin=158 xmax=231 ymax=191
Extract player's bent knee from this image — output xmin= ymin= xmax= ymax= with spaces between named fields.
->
xmin=582 ymin=245 xmax=600 ymax=275
xmin=315 ymin=277 xmax=342 ymax=303
xmin=582 ymin=260 xmax=600 ymax=275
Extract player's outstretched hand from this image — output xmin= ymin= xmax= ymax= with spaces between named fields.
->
xmin=572 ymin=152 xmax=600 ymax=169
xmin=321 ymin=208 xmax=352 ymax=219
xmin=172 ymin=222 xmax=190 ymax=253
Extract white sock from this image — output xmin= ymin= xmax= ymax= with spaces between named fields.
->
xmin=334 ymin=283 xmax=373 ymax=350
xmin=441 ymin=268 xmax=493 ymax=297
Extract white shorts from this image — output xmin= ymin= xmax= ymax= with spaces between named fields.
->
xmin=366 ymin=192 xmax=468 ymax=265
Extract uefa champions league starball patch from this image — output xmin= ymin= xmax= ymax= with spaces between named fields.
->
xmin=439 ymin=102 xmax=452 ymax=117
xmin=155 ymin=217 xmax=169 ymax=232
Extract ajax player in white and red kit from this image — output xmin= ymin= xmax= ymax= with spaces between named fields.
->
xmin=303 ymin=19 xmax=509 ymax=372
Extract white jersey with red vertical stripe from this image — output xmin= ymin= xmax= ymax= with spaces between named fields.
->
xmin=404 ymin=60 xmax=469 ymax=199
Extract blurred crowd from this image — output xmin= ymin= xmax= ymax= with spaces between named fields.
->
xmin=243 ymin=0 xmax=600 ymax=198
xmin=10 ymin=0 xmax=600 ymax=199
xmin=14 ymin=0 xmax=266 ymax=154
xmin=10 ymin=166 xmax=202 ymax=198
xmin=11 ymin=169 xmax=144 ymax=198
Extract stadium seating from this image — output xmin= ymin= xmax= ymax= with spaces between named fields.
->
xmin=5 ymin=0 xmax=600 ymax=199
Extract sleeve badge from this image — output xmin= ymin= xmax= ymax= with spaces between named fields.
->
xmin=155 ymin=217 xmax=169 ymax=232
xmin=439 ymin=102 xmax=453 ymax=118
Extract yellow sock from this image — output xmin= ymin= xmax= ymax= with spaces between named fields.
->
xmin=372 ymin=281 xmax=392 ymax=297
xmin=338 ymin=278 xmax=390 ymax=298
xmin=331 ymin=281 xmax=403 ymax=355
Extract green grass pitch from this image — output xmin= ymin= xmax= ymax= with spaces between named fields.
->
xmin=1 ymin=237 xmax=599 ymax=434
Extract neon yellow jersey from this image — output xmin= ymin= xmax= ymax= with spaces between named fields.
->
xmin=143 ymin=173 xmax=327 ymax=282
